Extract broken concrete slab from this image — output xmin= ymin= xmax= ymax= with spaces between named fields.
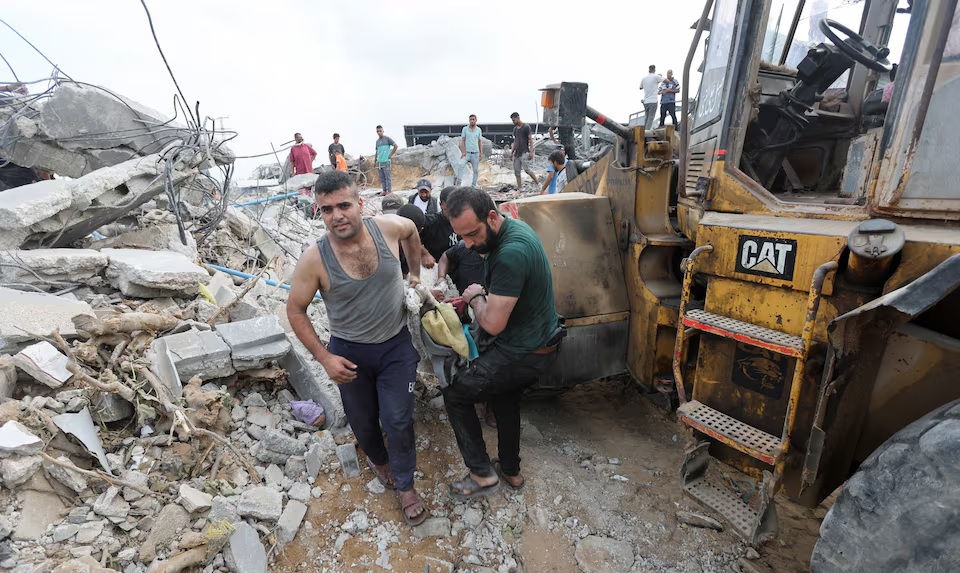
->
xmin=154 ymin=329 xmax=235 ymax=381
xmin=92 ymin=224 xmax=198 ymax=261
xmin=103 ymin=249 xmax=209 ymax=298
xmin=0 ymin=420 xmax=43 ymax=455
xmin=574 ymin=535 xmax=636 ymax=573
xmin=225 ymin=522 xmax=267 ymax=573
xmin=138 ymin=504 xmax=190 ymax=563
xmin=93 ymin=393 xmax=135 ymax=423
xmin=412 ymin=517 xmax=451 ymax=539
xmin=92 ymin=486 xmax=130 ymax=519
xmin=1 ymin=454 xmax=42 ymax=487
xmin=0 ymin=287 xmax=94 ymax=353
xmin=237 ymin=486 xmax=283 ymax=521
xmin=46 ymin=456 xmax=89 ymax=493
xmin=214 ymin=286 xmax=262 ymax=323
xmin=281 ymin=340 xmax=345 ymax=428
xmin=215 ymin=316 xmax=290 ymax=370
xmin=277 ymin=500 xmax=307 ymax=544
xmin=0 ymin=249 xmax=109 ymax=285
xmin=261 ymin=429 xmax=306 ymax=456
xmin=179 ymin=485 xmax=213 ymax=513
xmin=12 ymin=489 xmax=66 ymax=541
xmin=13 ymin=341 xmax=73 ymax=388
xmin=336 ymin=443 xmax=361 ymax=478
xmin=0 ymin=357 xmax=14 ymax=400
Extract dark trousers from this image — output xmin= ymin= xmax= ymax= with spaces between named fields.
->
xmin=328 ymin=327 xmax=420 ymax=490
xmin=660 ymin=102 xmax=678 ymax=127
xmin=441 ymin=344 xmax=557 ymax=478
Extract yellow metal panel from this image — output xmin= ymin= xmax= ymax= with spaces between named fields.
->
xmin=506 ymin=193 xmax=629 ymax=319
xmin=696 ymin=225 xmax=844 ymax=296
xmin=704 ymin=277 xmax=839 ymax=340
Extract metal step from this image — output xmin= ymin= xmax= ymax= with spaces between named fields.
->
xmin=682 ymin=309 xmax=804 ymax=356
xmin=678 ymin=400 xmax=782 ymax=465
xmin=680 ymin=442 xmax=779 ymax=545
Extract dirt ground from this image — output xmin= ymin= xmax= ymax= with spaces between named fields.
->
xmin=273 ymin=379 xmax=825 ymax=573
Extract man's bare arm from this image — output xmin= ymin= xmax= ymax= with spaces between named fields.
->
xmin=436 ymin=251 xmax=451 ymax=280
xmin=541 ymin=171 xmax=555 ymax=194
xmin=286 ymin=247 xmax=330 ymax=364
xmin=469 ymin=292 xmax=518 ymax=336
xmin=376 ymin=215 xmax=423 ymax=284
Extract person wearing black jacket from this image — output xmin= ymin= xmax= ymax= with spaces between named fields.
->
xmin=419 ymin=186 xmax=461 ymax=261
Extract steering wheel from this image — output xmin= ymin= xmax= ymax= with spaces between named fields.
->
xmin=819 ymin=19 xmax=893 ymax=72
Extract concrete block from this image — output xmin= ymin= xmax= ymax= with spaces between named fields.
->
xmin=1 ymin=454 xmax=42 ymax=487
xmin=0 ymin=357 xmax=15 ymax=400
xmin=277 ymin=500 xmax=307 ymax=544
xmin=13 ymin=341 xmax=73 ymax=388
xmin=12 ymin=489 xmax=66 ymax=541
xmin=103 ymin=249 xmax=209 ymax=298
xmin=237 ymin=487 xmax=282 ymax=521
xmin=225 ymin=522 xmax=267 ymax=573
xmin=0 ymin=420 xmax=43 ymax=455
xmin=92 ymin=393 xmax=135 ymax=423
xmin=92 ymin=224 xmax=198 ymax=260
xmin=148 ymin=338 xmax=183 ymax=399
xmin=336 ymin=443 xmax=361 ymax=478
xmin=215 ymin=316 xmax=290 ymax=370
xmin=179 ymin=485 xmax=213 ymax=513
xmin=154 ymin=329 xmax=235 ymax=381
xmin=0 ymin=179 xmax=74 ymax=230
xmin=0 ymin=249 xmax=108 ymax=284
xmin=0 ymin=287 xmax=94 ymax=353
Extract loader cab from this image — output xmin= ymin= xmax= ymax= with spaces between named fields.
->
xmin=685 ymin=0 xmax=960 ymax=219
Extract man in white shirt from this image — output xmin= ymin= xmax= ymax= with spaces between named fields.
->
xmin=640 ymin=65 xmax=663 ymax=131
xmin=408 ymin=178 xmax=439 ymax=215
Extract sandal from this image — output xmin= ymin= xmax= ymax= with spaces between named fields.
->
xmin=493 ymin=459 xmax=525 ymax=491
xmin=448 ymin=473 xmax=500 ymax=502
xmin=398 ymin=489 xmax=427 ymax=526
xmin=367 ymin=458 xmax=396 ymax=490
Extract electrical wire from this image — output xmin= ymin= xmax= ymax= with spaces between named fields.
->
xmin=0 ymin=17 xmax=72 ymax=81
xmin=138 ymin=0 xmax=196 ymax=128
xmin=0 ymin=52 xmax=20 ymax=82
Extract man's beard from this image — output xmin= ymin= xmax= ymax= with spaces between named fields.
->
xmin=472 ymin=223 xmax=499 ymax=254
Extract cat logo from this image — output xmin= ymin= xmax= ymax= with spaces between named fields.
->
xmin=735 ymin=235 xmax=797 ymax=280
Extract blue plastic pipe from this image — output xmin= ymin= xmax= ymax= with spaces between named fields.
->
xmin=206 ymin=264 xmax=321 ymax=300
xmin=233 ymin=191 xmax=300 ymax=207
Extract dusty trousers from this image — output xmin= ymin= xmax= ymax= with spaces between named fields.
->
xmin=329 ymin=327 xmax=419 ymax=490
xmin=441 ymin=344 xmax=557 ymax=478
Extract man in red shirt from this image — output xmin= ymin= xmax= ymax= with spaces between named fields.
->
xmin=289 ymin=133 xmax=318 ymax=176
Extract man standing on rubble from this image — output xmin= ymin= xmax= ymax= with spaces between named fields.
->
xmin=460 ymin=114 xmax=483 ymax=187
xmin=442 ymin=187 xmax=563 ymax=501
xmin=287 ymin=170 xmax=429 ymax=526
xmin=375 ymin=125 xmax=398 ymax=193
xmin=328 ymin=133 xmax=347 ymax=172
xmin=510 ymin=113 xmax=539 ymax=190
xmin=289 ymin=133 xmax=317 ymax=176
xmin=640 ymin=65 xmax=663 ymax=131
xmin=659 ymin=70 xmax=681 ymax=128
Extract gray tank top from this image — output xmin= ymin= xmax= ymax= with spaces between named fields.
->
xmin=317 ymin=218 xmax=406 ymax=344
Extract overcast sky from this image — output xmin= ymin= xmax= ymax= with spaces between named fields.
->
xmin=1 ymin=1 xmax=707 ymax=177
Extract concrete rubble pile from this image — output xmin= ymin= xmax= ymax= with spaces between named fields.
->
xmin=0 ymin=81 xmax=362 ymax=573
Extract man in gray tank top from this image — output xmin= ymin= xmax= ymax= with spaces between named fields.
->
xmin=287 ymin=171 xmax=429 ymax=526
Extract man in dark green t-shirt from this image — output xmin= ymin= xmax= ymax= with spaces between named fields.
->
xmin=442 ymin=186 xmax=563 ymax=501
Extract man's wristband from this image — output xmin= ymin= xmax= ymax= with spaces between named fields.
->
xmin=466 ymin=292 xmax=486 ymax=305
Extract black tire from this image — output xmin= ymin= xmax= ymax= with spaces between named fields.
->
xmin=811 ymin=398 xmax=960 ymax=572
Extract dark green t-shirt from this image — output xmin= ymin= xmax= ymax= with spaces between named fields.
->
xmin=485 ymin=217 xmax=559 ymax=353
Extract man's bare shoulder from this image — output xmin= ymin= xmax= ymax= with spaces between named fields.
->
xmin=372 ymin=213 xmax=409 ymax=240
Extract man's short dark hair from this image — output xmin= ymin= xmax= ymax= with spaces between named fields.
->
xmin=376 ymin=124 xmax=383 ymax=130
xmin=396 ymin=204 xmax=425 ymax=230
xmin=649 ymin=65 xmax=656 ymax=72
xmin=510 ymin=112 xmax=519 ymax=120
xmin=446 ymin=187 xmax=494 ymax=222
xmin=548 ymin=150 xmax=566 ymax=165
xmin=469 ymin=114 xmax=476 ymax=119
xmin=314 ymin=170 xmax=355 ymax=196
xmin=333 ymin=133 xmax=339 ymax=138
xmin=439 ymin=186 xmax=456 ymax=204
